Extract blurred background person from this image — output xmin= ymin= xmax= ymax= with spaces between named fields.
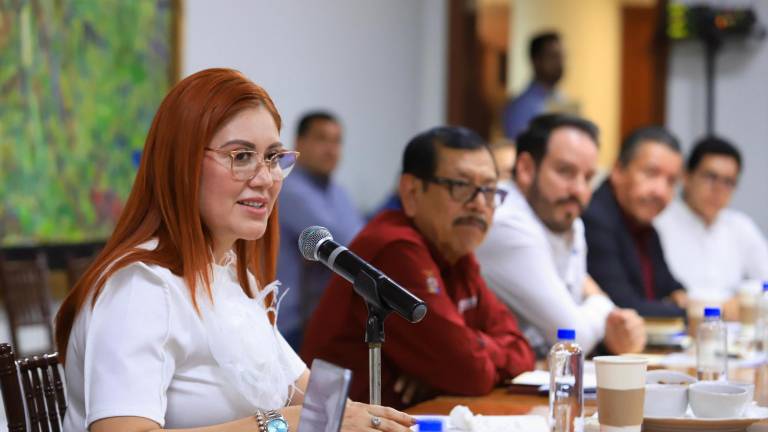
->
xmin=490 ymin=139 xmax=517 ymax=182
xmin=477 ymin=114 xmax=645 ymax=357
xmin=584 ymin=126 xmax=687 ymax=318
xmin=502 ymin=31 xmax=575 ymax=141
xmin=656 ymin=136 xmax=768 ymax=319
xmin=301 ymin=126 xmax=534 ymax=409
xmin=276 ymin=111 xmax=364 ymax=349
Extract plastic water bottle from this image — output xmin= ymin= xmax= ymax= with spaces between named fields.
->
xmin=549 ymin=328 xmax=583 ymax=432
xmin=755 ymin=282 xmax=768 ymax=352
xmin=697 ymin=307 xmax=727 ymax=381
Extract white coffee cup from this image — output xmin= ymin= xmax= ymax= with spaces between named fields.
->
xmin=643 ymin=370 xmax=696 ymax=418
xmin=689 ymin=382 xmax=749 ymax=418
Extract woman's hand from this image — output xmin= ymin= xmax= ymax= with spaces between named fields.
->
xmin=341 ymin=401 xmax=416 ymax=431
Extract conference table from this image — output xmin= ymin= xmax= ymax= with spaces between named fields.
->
xmin=407 ymin=388 xmax=587 ymax=417
xmin=406 ymin=358 xmax=768 ymax=429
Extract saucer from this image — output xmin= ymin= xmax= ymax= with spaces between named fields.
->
xmin=642 ymin=403 xmax=768 ymax=432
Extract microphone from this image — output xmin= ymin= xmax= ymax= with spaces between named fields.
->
xmin=298 ymin=226 xmax=427 ymax=323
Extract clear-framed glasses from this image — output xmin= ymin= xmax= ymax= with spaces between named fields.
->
xmin=698 ymin=170 xmax=738 ymax=190
xmin=205 ymin=148 xmax=300 ymax=180
xmin=425 ymin=176 xmax=507 ymax=208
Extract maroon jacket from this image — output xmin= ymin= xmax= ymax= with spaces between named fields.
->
xmin=300 ymin=210 xmax=535 ymax=408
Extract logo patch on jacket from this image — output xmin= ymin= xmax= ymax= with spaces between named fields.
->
xmin=423 ymin=270 xmax=441 ymax=294
xmin=457 ymin=296 xmax=478 ymax=314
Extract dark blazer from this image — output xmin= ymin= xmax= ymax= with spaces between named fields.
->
xmin=583 ymin=181 xmax=685 ymax=317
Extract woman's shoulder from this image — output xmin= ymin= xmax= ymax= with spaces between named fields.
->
xmin=107 ymin=260 xmax=173 ymax=291
xmin=98 ymin=243 xmax=191 ymax=307
xmin=111 ymin=239 xmax=186 ymax=284
xmin=80 ymin=259 xmax=201 ymax=341
xmin=94 ymin=262 xmax=175 ymax=314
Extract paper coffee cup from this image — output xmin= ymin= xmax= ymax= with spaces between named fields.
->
xmin=739 ymin=280 xmax=762 ymax=327
xmin=594 ymin=356 xmax=648 ymax=432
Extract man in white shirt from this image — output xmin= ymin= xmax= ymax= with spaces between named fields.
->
xmin=656 ymin=136 xmax=768 ymax=317
xmin=476 ymin=114 xmax=646 ymax=355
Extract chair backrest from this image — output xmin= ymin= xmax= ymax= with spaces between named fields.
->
xmin=0 ymin=253 xmax=55 ymax=355
xmin=65 ymin=254 xmax=96 ymax=292
xmin=0 ymin=343 xmax=66 ymax=432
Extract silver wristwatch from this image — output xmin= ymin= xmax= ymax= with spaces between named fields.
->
xmin=255 ymin=409 xmax=289 ymax=432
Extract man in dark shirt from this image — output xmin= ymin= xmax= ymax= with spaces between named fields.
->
xmin=301 ymin=126 xmax=535 ymax=409
xmin=583 ymin=126 xmax=687 ymax=317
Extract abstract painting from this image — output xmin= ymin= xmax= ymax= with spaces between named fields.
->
xmin=0 ymin=0 xmax=179 ymax=245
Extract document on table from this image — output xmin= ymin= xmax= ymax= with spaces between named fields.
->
xmin=511 ymin=367 xmax=597 ymax=392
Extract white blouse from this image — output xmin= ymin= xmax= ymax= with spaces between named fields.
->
xmin=62 ymin=246 xmax=306 ymax=431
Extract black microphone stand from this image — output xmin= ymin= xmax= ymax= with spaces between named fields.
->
xmin=352 ymin=271 xmax=391 ymax=405
xmin=701 ymin=31 xmax=722 ymax=135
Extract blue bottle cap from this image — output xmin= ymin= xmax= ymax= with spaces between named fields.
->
xmin=416 ymin=418 xmax=444 ymax=431
xmin=704 ymin=307 xmax=721 ymax=318
xmin=557 ymin=328 xmax=576 ymax=340
xmin=763 ymin=281 xmax=768 ymax=292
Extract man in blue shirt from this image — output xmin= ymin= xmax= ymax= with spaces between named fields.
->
xmin=277 ymin=111 xmax=364 ymax=348
xmin=502 ymin=32 xmax=566 ymax=140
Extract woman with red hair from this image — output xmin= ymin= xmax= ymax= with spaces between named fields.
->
xmin=55 ymin=68 xmax=414 ymax=432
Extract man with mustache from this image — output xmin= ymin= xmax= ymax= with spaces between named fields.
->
xmin=301 ymin=126 xmax=535 ymax=409
xmin=583 ymin=126 xmax=687 ymax=317
xmin=476 ymin=114 xmax=646 ymax=356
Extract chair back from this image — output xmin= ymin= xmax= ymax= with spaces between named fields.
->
xmin=0 ymin=253 xmax=55 ymax=355
xmin=65 ymin=254 xmax=96 ymax=292
xmin=0 ymin=343 xmax=66 ymax=432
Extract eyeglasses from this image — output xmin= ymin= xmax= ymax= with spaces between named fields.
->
xmin=424 ymin=176 xmax=507 ymax=207
xmin=205 ymin=148 xmax=300 ymax=181
xmin=697 ymin=170 xmax=738 ymax=190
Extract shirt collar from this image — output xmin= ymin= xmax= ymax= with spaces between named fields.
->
xmin=680 ymin=198 xmax=720 ymax=230
xmin=527 ymin=80 xmax=556 ymax=97
xmin=294 ymin=165 xmax=331 ymax=189
xmin=546 ymin=225 xmax=576 ymax=251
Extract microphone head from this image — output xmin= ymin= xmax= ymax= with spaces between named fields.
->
xmin=298 ymin=226 xmax=333 ymax=261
